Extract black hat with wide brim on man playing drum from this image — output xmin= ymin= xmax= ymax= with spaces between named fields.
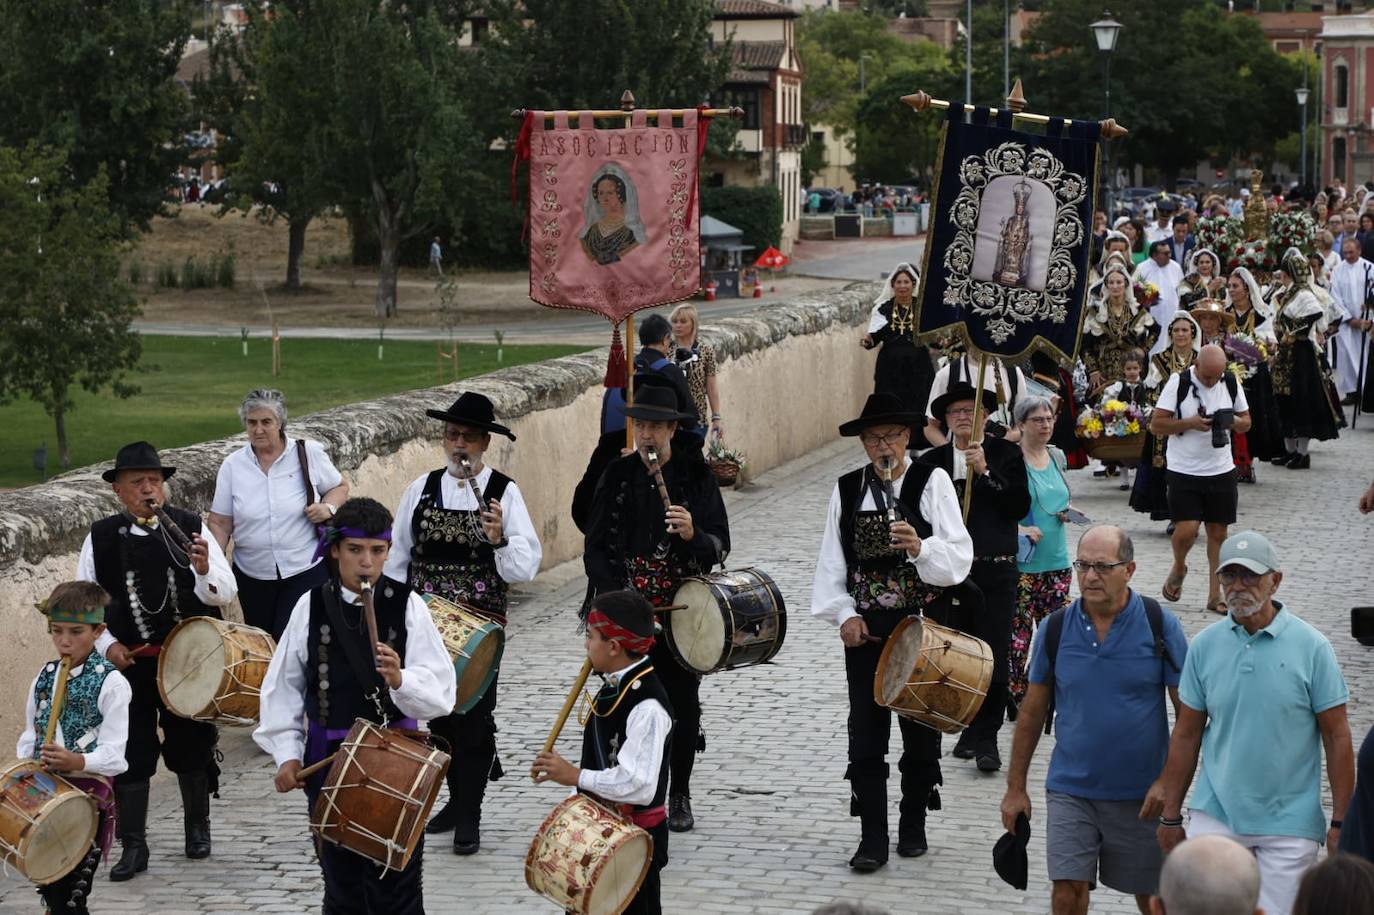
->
xmin=838 ymin=393 xmax=924 ymax=437
xmin=102 ymin=441 xmax=176 ymax=483
xmin=425 ymin=391 xmax=516 ymax=440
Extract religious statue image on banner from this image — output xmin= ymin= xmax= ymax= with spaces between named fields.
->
xmin=971 ymin=175 xmax=1053 ymax=292
xmin=580 ymin=164 xmax=648 ymax=266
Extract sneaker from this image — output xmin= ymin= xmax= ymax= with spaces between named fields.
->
xmin=668 ymin=795 xmax=695 ymax=833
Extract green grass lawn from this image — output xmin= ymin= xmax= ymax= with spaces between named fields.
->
xmin=0 ymin=335 xmax=590 ymax=489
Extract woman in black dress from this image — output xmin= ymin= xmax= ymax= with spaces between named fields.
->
xmin=862 ymin=262 xmax=936 ymax=449
xmin=1225 ymin=266 xmax=1285 ymax=466
xmin=1270 ymin=248 xmax=1342 ymax=468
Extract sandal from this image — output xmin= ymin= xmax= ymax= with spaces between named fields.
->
xmin=1206 ymin=598 xmax=1228 ymax=616
xmin=1162 ymin=567 xmax=1187 ymax=603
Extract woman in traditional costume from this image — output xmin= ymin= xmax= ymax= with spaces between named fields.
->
xmin=862 ymin=263 xmax=937 ymax=449
xmin=1177 ymin=249 xmax=1225 ymax=308
xmin=1081 ymin=263 xmax=1157 ymax=399
xmin=1225 ymin=267 xmax=1285 ymax=467
xmin=1270 ymin=248 xmax=1343 ymax=469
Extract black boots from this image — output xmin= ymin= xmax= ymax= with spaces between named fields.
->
xmin=178 ymin=771 xmax=212 ymax=859
xmin=451 ymin=764 xmax=491 ymax=856
xmin=110 ymin=781 xmax=150 ymax=881
xmin=424 ymin=766 xmax=462 ymax=836
xmin=898 ymin=771 xmax=940 ymax=858
xmin=667 ymin=795 xmax=695 ymax=833
xmin=848 ymin=776 xmax=889 ymax=873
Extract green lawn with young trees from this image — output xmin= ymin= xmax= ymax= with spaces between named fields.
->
xmin=0 ymin=336 xmax=589 ymax=490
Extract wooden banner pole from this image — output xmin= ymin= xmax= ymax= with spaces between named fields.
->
xmin=961 ymin=352 xmax=990 ymax=525
xmin=901 ymin=87 xmax=1129 ymax=139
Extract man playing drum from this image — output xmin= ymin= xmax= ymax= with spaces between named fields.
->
xmin=583 ymin=384 xmax=730 ymax=834
xmin=384 ymin=391 xmax=542 ymax=855
xmin=76 ymin=441 xmax=237 ymax=880
xmin=811 ymin=393 xmax=973 ymax=872
xmin=255 ymin=497 xmax=456 ymax=914
xmin=16 ymin=582 xmax=131 ymax=914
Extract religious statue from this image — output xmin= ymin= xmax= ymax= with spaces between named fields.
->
xmin=994 ymin=178 xmax=1033 ymax=287
xmin=1243 ymin=167 xmax=1268 ymax=241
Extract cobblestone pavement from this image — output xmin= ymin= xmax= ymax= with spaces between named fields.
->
xmin=3 ymin=420 xmax=1372 ymax=914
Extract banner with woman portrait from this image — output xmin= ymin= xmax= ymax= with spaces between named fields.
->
xmin=915 ymin=106 xmax=1102 ymax=363
xmin=517 ymin=109 xmax=710 ymax=321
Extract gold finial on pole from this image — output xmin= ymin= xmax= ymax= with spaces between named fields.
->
xmin=620 ymin=90 xmax=635 ymax=112
xmin=1006 ymin=79 xmax=1027 ymax=113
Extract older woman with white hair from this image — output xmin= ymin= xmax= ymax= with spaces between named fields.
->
xmin=1008 ymin=395 xmax=1074 ymax=715
xmin=207 ymin=389 xmax=349 ymax=638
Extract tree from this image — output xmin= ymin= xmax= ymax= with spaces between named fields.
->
xmin=853 ymin=65 xmax=960 ymax=184
xmin=0 ymin=0 xmax=193 ymax=237
xmin=0 ymin=146 xmax=142 ymax=467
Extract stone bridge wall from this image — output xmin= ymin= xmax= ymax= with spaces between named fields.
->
xmin=0 ymin=282 xmax=879 ymax=734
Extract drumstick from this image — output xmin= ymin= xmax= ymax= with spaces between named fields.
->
xmin=42 ymin=656 xmax=72 ymax=748
xmin=861 ymin=634 xmax=883 ymax=644
xmin=297 ymin=754 xmax=337 ymax=781
xmin=531 ymin=658 xmax=593 ymax=780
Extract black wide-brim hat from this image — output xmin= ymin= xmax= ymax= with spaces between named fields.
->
xmin=838 ymin=393 xmax=924 ymax=437
xmin=929 ymin=382 xmax=999 ymax=424
xmin=426 ymin=391 xmax=516 ymax=440
xmin=992 ymin=811 xmax=1031 ymax=890
xmin=102 ymin=441 xmax=176 ymax=483
xmin=618 ymin=385 xmax=696 ymax=422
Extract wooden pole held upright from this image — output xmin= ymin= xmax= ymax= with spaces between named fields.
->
xmin=961 ymin=353 xmax=990 ymax=525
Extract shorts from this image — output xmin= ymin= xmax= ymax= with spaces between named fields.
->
xmin=1046 ymin=791 xmax=1163 ymax=895
xmin=1166 ymin=469 xmax=1238 ymax=524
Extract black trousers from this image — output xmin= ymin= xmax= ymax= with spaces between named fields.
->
xmin=623 ymin=820 xmax=669 ymax=915
xmin=843 ymin=610 xmax=942 ymax=783
xmin=427 ymin=666 xmax=500 ymax=824
xmin=37 ymin=812 xmax=105 ymax=915
xmin=649 ymin=641 xmax=700 ymax=799
xmin=303 ymin=785 xmax=425 ymax=914
xmin=119 ymin=657 xmax=217 ymax=784
xmin=961 ymin=560 xmax=1019 ymax=741
xmin=233 ymin=561 xmax=329 ymax=641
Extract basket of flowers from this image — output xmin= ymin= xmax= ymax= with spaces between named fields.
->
xmin=1195 ymin=215 xmax=1244 ymax=265
xmin=1266 ymin=211 xmax=1316 ymax=262
xmin=1076 ymin=399 xmax=1146 ymax=464
xmin=706 ymin=439 xmax=746 ymax=487
xmin=1228 ymin=237 xmax=1277 ymax=276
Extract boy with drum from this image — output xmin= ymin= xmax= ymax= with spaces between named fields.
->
xmin=810 ymin=393 xmax=973 ymax=872
xmin=16 ymin=581 xmax=131 ymax=915
xmin=255 ymin=498 xmax=455 ymax=914
xmin=533 ymin=589 xmax=674 ymax=915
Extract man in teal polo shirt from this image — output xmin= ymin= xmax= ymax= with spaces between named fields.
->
xmin=1157 ymin=530 xmax=1355 ymax=915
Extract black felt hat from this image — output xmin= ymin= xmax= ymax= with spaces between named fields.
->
xmin=425 ymin=392 xmax=516 ymax=440
xmin=992 ymin=811 xmax=1031 ymax=890
xmin=102 ymin=441 xmax=176 ymax=483
xmin=617 ymin=385 xmax=695 ymax=423
xmin=838 ymin=393 xmax=924 ymax=437
xmin=929 ymin=382 xmax=999 ymax=423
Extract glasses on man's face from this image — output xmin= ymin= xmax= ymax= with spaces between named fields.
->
xmin=860 ymin=431 xmax=906 ymax=446
xmin=444 ymin=429 xmax=486 ymax=443
xmin=1217 ymin=567 xmax=1264 ymax=586
xmin=1072 ymin=559 xmax=1129 ymax=575
xmin=945 ymin=407 xmax=977 ymax=418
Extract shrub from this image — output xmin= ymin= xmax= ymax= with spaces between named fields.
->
xmin=128 ymin=259 xmax=144 ymax=286
xmin=215 ymin=253 xmax=236 ymax=288
xmin=156 ymin=261 xmax=179 ymax=288
xmin=701 ymin=186 xmax=783 ymax=258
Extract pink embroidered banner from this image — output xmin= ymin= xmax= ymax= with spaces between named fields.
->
xmin=522 ymin=109 xmax=705 ymax=321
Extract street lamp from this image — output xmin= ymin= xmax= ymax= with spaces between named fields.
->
xmin=1297 ymin=87 xmax=1310 ymax=191
xmin=1091 ymin=12 xmax=1122 ymax=219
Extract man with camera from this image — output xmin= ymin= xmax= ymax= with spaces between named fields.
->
xmin=1150 ymin=344 xmax=1251 ymax=615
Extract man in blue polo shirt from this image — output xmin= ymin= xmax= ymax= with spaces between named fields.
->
xmin=1157 ymin=530 xmax=1354 ymax=915
xmin=1001 ymin=525 xmax=1188 ymax=915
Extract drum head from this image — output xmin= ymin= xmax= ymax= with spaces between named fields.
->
xmin=23 ymin=784 xmax=97 ymax=884
xmin=159 ymin=618 xmax=226 ymax=718
xmin=668 ymin=579 xmax=726 ymax=674
xmin=587 ymin=831 xmax=653 ymax=915
xmin=454 ymin=628 xmax=504 ymax=715
xmin=875 ymin=617 xmax=924 ymax=708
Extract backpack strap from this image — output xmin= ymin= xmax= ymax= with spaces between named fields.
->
xmin=1140 ymin=596 xmax=1181 ymax=675
xmin=1039 ymin=606 xmax=1069 ymax=735
xmin=649 ymin=355 xmax=672 ymax=372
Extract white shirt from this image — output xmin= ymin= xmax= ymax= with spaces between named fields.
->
xmin=575 ymin=657 xmax=672 ymax=807
xmin=1329 ymin=257 xmax=1373 ymax=322
xmin=1134 ymin=259 xmax=1185 ymax=353
xmin=924 ymin=359 xmax=1027 ymax=429
xmin=1145 ymin=221 xmax=1170 ymax=245
xmin=17 ymin=659 xmax=131 ymax=778
xmin=811 ymin=458 xmax=973 ymax=628
xmin=253 ymin=585 xmax=457 ymax=768
xmin=1155 ymin=368 xmax=1250 ymax=477
xmin=78 ymin=521 xmax=238 ymax=656
xmin=383 ymin=466 xmax=542 ymax=585
xmin=210 ymin=437 xmax=344 ymax=579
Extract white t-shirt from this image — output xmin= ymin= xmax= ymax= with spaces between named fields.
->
xmin=1155 ymin=368 xmax=1249 ymax=477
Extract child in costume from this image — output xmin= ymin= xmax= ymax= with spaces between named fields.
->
xmin=17 ymin=581 xmax=131 ymax=915
xmin=1098 ymin=348 xmax=1151 ymax=491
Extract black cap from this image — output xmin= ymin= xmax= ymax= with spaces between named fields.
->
xmin=992 ymin=811 xmax=1031 ymax=890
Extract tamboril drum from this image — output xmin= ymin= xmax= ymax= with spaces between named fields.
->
xmin=667 ymin=568 xmax=786 ymax=675
xmin=158 ymin=616 xmax=277 ymax=724
xmin=312 ymin=719 xmax=449 ymax=871
xmin=873 ymin=616 xmax=992 ymax=734
xmin=0 ymin=760 xmax=98 ymax=884
xmin=421 ymin=594 xmax=505 ymax=714
xmin=525 ymin=794 xmax=652 ymax=915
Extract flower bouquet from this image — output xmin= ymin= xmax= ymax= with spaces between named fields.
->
xmin=1076 ymin=399 xmax=1146 ymax=464
xmin=1196 ymin=216 xmax=1244 ymax=264
xmin=707 ymin=439 xmax=746 ymax=487
xmin=1228 ymin=238 xmax=1277 ymax=277
xmin=1266 ymin=211 xmax=1316 ymax=262
xmin=1223 ymin=331 xmax=1269 ymax=381
xmin=1133 ymin=281 xmax=1160 ymax=308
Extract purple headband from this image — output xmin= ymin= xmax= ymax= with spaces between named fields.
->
xmin=312 ymin=526 xmax=393 ymax=562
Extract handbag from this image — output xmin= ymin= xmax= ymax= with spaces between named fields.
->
xmin=1016 ymin=507 xmax=1038 ymax=564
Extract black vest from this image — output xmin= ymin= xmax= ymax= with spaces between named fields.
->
xmin=90 ymin=508 xmax=215 ymax=645
xmin=304 ymin=577 xmax=412 ymax=729
xmin=578 ymin=661 xmax=674 ymax=813
xmin=409 ymin=468 xmax=512 ymax=567
xmin=836 ymin=462 xmax=936 ymax=571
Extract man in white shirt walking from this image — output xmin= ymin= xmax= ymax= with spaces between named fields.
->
xmin=1328 ymin=236 xmax=1373 ymax=400
xmin=1135 ymin=241 xmax=1185 ymax=354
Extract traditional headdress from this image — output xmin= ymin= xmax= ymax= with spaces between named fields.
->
xmin=37 ymin=582 xmax=109 ymax=626
xmin=586 ymin=591 xmax=656 ymax=656
xmin=873 ymin=262 xmax=921 ymax=306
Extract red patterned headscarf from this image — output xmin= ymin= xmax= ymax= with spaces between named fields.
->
xmin=587 ymin=608 xmax=655 ymax=656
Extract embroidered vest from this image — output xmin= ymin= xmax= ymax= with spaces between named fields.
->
xmin=32 ymin=655 xmax=116 ymax=757
xmin=578 ymin=663 xmax=673 ymax=813
xmin=304 ymin=577 xmax=412 ymax=729
xmin=90 ymin=508 xmax=214 ymax=645
xmin=836 ymin=464 xmax=944 ymax=618
xmin=407 ymin=468 xmax=512 ymax=619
